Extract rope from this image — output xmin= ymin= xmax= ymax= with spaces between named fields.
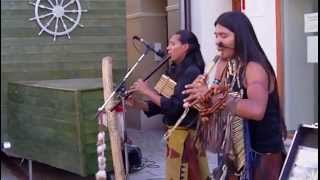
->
xmin=96 ymin=110 xmax=108 ymax=180
xmin=220 ymin=165 xmax=228 ymax=180
xmin=162 ymin=108 xmax=190 ymax=141
xmin=161 ymin=55 xmax=221 ymax=142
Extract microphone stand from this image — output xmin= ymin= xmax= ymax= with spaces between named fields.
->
xmin=114 ymin=86 xmax=130 ymax=179
xmin=118 ymin=85 xmax=130 ymax=178
xmin=95 ymin=47 xmax=150 ymax=180
xmin=96 ymin=48 xmax=150 ymax=116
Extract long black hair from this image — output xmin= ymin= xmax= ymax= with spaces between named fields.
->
xmin=175 ymin=30 xmax=205 ymax=73
xmin=215 ymin=11 xmax=287 ymax=139
xmin=215 ymin=11 xmax=274 ymax=78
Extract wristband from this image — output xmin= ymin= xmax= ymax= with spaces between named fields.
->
xmin=212 ymin=78 xmax=221 ymax=85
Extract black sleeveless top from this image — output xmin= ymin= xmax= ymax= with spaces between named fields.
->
xmin=244 ymin=89 xmax=284 ymax=153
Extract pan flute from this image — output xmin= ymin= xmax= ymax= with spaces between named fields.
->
xmin=154 ymin=74 xmax=176 ymax=98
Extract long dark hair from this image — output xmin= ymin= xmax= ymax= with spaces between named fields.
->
xmin=215 ymin=11 xmax=274 ymax=77
xmin=215 ymin=11 xmax=287 ymax=139
xmin=175 ymin=30 xmax=205 ymax=73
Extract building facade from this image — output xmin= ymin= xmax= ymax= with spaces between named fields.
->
xmin=126 ymin=0 xmax=318 ymax=131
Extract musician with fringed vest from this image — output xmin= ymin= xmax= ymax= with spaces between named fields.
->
xmin=127 ymin=30 xmax=210 ymax=180
xmin=183 ymin=12 xmax=287 ymax=180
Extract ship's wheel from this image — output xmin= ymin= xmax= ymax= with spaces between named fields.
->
xmin=29 ymin=0 xmax=87 ymax=41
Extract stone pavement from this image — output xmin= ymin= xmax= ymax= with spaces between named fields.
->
xmin=124 ymin=128 xmax=293 ymax=180
xmin=1 ymin=128 xmax=217 ymax=180
xmin=124 ymin=128 xmax=218 ymax=180
xmin=1 ymin=128 xmax=292 ymax=180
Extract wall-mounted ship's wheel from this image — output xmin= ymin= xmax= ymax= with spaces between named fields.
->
xmin=29 ymin=0 xmax=87 ymax=41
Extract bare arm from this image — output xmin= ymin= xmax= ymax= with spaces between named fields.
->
xmin=127 ymin=79 xmax=161 ymax=107
xmin=235 ymin=62 xmax=269 ymax=120
xmin=144 ymin=89 xmax=161 ymax=107
xmin=126 ymin=95 xmax=149 ymax=111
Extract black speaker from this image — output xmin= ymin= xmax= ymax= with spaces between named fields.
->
xmin=122 ymin=144 xmax=143 ymax=173
xmin=279 ymin=124 xmax=318 ymax=180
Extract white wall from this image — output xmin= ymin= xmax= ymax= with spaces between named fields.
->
xmin=243 ymin=0 xmax=277 ymax=73
xmin=283 ymin=0 xmax=317 ymax=130
xmin=191 ymin=0 xmax=277 ymax=77
xmin=191 ymin=0 xmax=232 ymax=81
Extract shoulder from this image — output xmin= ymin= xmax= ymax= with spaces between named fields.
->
xmin=184 ymin=63 xmax=202 ymax=75
xmin=245 ymin=61 xmax=268 ymax=76
xmin=243 ymin=61 xmax=269 ymax=88
xmin=176 ymin=63 xmax=202 ymax=83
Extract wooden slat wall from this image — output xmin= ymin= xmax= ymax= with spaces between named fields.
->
xmin=79 ymin=89 xmax=113 ymax=174
xmin=7 ymin=83 xmax=82 ymax=174
xmin=7 ymin=82 xmax=113 ymax=175
xmin=1 ymin=0 xmax=127 ymax=141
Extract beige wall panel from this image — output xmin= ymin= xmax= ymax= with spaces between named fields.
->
xmin=127 ymin=0 xmax=141 ymax=14
xmin=126 ymin=0 xmax=168 ymax=129
xmin=167 ymin=10 xmax=180 ymax=37
xmin=141 ymin=0 xmax=167 ymax=13
xmin=168 ymin=0 xmax=179 ymax=6
xmin=166 ymin=0 xmax=179 ymax=38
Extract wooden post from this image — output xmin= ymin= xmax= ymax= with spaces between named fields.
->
xmin=101 ymin=57 xmax=125 ymax=180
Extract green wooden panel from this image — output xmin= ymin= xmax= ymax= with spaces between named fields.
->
xmin=1 ymin=10 xmax=125 ymax=20
xmin=3 ymin=18 xmax=125 ymax=28
xmin=9 ymin=138 xmax=83 ymax=174
xmin=2 ymin=36 xmax=126 ymax=46
xmin=1 ymin=52 xmax=126 ymax=65
xmin=2 ymin=0 xmax=127 ymax=174
xmin=7 ymin=79 xmax=115 ymax=176
xmin=1 ymin=1 xmax=125 ymax=10
xmin=2 ymin=26 xmax=126 ymax=38
xmin=2 ymin=43 xmax=126 ymax=55
xmin=3 ymin=68 xmax=124 ymax=81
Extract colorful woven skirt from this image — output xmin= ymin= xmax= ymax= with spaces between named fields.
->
xmin=165 ymin=127 xmax=210 ymax=180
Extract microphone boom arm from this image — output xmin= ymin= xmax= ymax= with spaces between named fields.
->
xmin=109 ymin=55 xmax=171 ymax=112
xmin=97 ymin=49 xmax=149 ymax=112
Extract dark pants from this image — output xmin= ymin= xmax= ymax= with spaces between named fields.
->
xmin=214 ymin=151 xmax=286 ymax=180
xmin=252 ymin=152 xmax=285 ymax=180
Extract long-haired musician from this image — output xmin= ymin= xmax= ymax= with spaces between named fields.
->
xmin=183 ymin=11 xmax=287 ymax=180
xmin=127 ymin=30 xmax=210 ymax=180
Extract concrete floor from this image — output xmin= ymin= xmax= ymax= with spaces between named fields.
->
xmin=1 ymin=128 xmax=292 ymax=180
xmin=1 ymin=128 xmax=218 ymax=180
xmin=124 ymin=128 xmax=218 ymax=180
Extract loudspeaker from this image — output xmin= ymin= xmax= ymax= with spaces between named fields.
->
xmin=122 ymin=144 xmax=143 ymax=173
xmin=279 ymin=124 xmax=318 ymax=180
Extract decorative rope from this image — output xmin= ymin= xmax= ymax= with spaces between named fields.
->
xmin=95 ymin=110 xmax=108 ymax=180
xmin=194 ymin=58 xmax=249 ymax=178
xmin=163 ymin=107 xmax=190 ymax=141
xmin=220 ymin=165 xmax=228 ymax=180
xmin=162 ymin=55 xmax=220 ymax=142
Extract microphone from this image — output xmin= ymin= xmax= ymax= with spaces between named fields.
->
xmin=133 ymin=36 xmax=166 ymax=58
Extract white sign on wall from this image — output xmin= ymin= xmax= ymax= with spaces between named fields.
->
xmin=304 ymin=13 xmax=318 ymax=33
xmin=307 ymin=36 xmax=318 ymax=63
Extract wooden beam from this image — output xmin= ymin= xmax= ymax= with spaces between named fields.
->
xmin=275 ymin=0 xmax=284 ymax=110
xmin=232 ymin=0 xmax=242 ymax=11
xmin=184 ymin=0 xmax=192 ymax=30
xmin=101 ymin=56 xmax=125 ymax=180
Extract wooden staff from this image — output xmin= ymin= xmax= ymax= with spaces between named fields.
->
xmin=102 ymin=56 xmax=125 ymax=180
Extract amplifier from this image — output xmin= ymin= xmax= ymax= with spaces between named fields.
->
xmin=279 ymin=123 xmax=318 ymax=180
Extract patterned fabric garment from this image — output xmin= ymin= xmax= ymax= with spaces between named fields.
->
xmin=196 ymin=59 xmax=247 ymax=180
xmin=165 ymin=127 xmax=210 ymax=180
